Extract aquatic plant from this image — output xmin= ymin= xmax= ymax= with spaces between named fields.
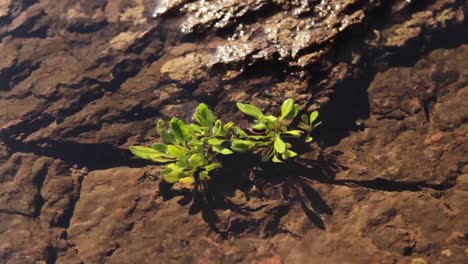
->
xmin=130 ymin=99 xmax=320 ymax=189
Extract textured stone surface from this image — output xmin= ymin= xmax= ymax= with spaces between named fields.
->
xmin=0 ymin=0 xmax=467 ymax=263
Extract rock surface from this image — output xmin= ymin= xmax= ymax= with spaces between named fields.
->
xmin=0 ymin=0 xmax=467 ymax=263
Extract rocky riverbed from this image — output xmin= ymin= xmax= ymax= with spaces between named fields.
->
xmin=0 ymin=0 xmax=467 ymax=263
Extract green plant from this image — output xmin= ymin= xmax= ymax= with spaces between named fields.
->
xmin=130 ymin=99 xmax=320 ymax=188
xmin=130 ymin=103 xmax=235 ymax=189
xmin=235 ymin=98 xmax=316 ymax=163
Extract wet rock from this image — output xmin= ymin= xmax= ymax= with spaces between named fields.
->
xmin=181 ymin=0 xmax=270 ymax=34
xmin=207 ymin=0 xmax=379 ymax=69
xmin=152 ymin=0 xmax=188 ymax=19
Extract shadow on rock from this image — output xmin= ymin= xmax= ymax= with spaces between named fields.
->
xmin=157 ymin=148 xmax=341 ymax=237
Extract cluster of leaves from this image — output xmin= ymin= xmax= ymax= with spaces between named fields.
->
xmin=130 ymin=99 xmax=320 ymax=189
xmin=235 ymin=98 xmax=320 ymax=163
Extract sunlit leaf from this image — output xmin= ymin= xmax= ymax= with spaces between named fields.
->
xmin=272 ymin=154 xmax=283 ymax=163
xmin=213 ymin=146 xmax=233 ymax=155
xmin=170 ymin=118 xmax=192 ymax=143
xmin=130 ymin=146 xmax=176 ymax=163
xmin=189 ymin=123 xmax=204 ymax=133
xmin=305 ymin=136 xmax=313 ymax=142
xmin=151 ymin=143 xmax=167 ymax=152
xmin=188 ymin=139 xmax=204 ymax=146
xmin=194 ymin=103 xmax=216 ymax=128
xmin=283 ymin=130 xmax=303 ymax=136
xmin=236 ymin=102 xmax=264 ymax=118
xmin=207 ymin=138 xmax=224 ymax=145
xmin=309 ymin=111 xmax=319 ymax=124
xmin=292 ymin=104 xmax=300 ymax=118
xmin=205 ymin=162 xmax=222 ymax=172
xmin=231 ymin=140 xmax=256 ymax=152
xmin=248 ymin=135 xmax=269 ymax=140
xmin=157 ymin=119 xmax=174 ymax=144
xmin=212 ymin=120 xmax=222 ymax=135
xmin=263 ymin=115 xmax=277 ymax=123
xmin=223 ymin=121 xmax=234 ymax=131
xmin=188 ymin=153 xmax=204 ymax=167
xmin=156 ymin=119 xmax=166 ymax=136
xmin=167 ymin=145 xmax=186 ymax=158
xmin=280 ymin=99 xmax=294 ymax=119
xmin=252 ymin=122 xmax=266 ymax=130
xmin=274 ymin=135 xmax=286 ymax=153
xmin=235 ymin=128 xmax=249 ymax=138
xmin=179 ymin=176 xmax=195 ymax=189
xmin=287 ymin=149 xmax=298 ymax=157
xmin=162 ymin=164 xmax=185 ymax=183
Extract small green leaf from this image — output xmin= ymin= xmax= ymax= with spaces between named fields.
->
xmin=189 ymin=123 xmax=204 ymax=133
xmin=263 ymin=115 xmax=277 ymax=123
xmin=194 ymin=103 xmax=216 ymax=128
xmin=188 ymin=139 xmax=204 ymax=146
xmin=310 ymin=111 xmax=319 ymax=124
xmin=274 ymin=135 xmax=286 ymax=153
xmin=292 ymin=104 xmax=300 ymax=118
xmin=219 ymin=148 xmax=233 ymax=155
xmin=188 ymin=153 xmax=204 ymax=167
xmin=130 ymin=146 xmax=176 ymax=163
xmin=281 ymin=149 xmax=297 ymax=160
xmin=205 ymin=162 xmax=222 ymax=172
xmin=252 ymin=122 xmax=266 ymax=130
xmin=231 ymin=140 xmax=256 ymax=152
xmin=167 ymin=145 xmax=186 ymax=158
xmin=272 ymin=154 xmax=283 ymax=163
xmin=212 ymin=145 xmax=233 ymax=155
xmin=280 ymin=99 xmax=294 ymax=119
xmin=178 ymin=176 xmax=195 ymax=189
xmin=157 ymin=119 xmax=174 ymax=144
xmin=151 ymin=143 xmax=167 ymax=152
xmin=156 ymin=119 xmax=166 ymax=135
xmin=212 ymin=120 xmax=222 ymax=135
xmin=162 ymin=164 xmax=185 ymax=183
xmin=305 ymin=136 xmax=313 ymax=142
xmin=223 ymin=121 xmax=234 ymax=131
xmin=283 ymin=130 xmax=303 ymax=136
xmin=287 ymin=149 xmax=298 ymax=157
xmin=235 ymin=128 xmax=249 ymax=138
xmin=236 ymin=102 xmax=264 ymax=118
xmin=207 ymin=138 xmax=224 ymax=145
xmin=298 ymin=123 xmax=310 ymax=131
xmin=247 ymin=135 xmax=269 ymax=140
xmin=164 ymin=174 xmax=179 ymax=183
xmin=170 ymin=118 xmax=192 ymax=144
